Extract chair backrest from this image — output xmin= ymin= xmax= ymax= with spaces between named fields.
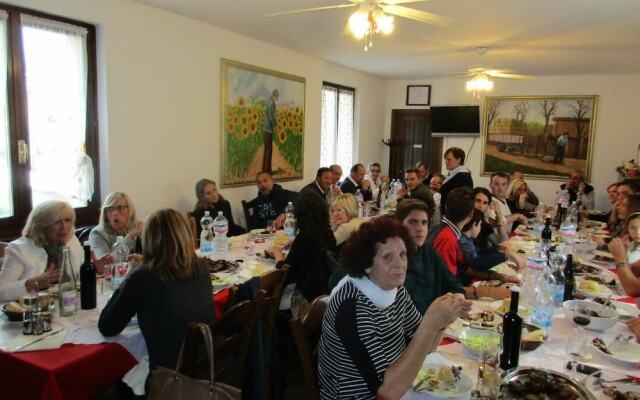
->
xmin=289 ymin=295 xmax=329 ymax=400
xmin=241 ymin=199 xmax=257 ymax=231
xmin=259 ymin=267 xmax=289 ymax=351
xmin=207 ymin=290 xmax=265 ymax=389
xmin=186 ymin=212 xmax=198 ymax=248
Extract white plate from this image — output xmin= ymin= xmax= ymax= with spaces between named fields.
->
xmin=592 ymin=338 xmax=640 ymax=366
xmin=458 ymin=328 xmax=501 ymax=357
xmin=414 ymin=363 xmax=473 ymax=399
xmin=249 ymin=228 xmax=273 ymax=236
xmin=490 ymin=262 xmax=521 ymax=278
xmin=576 ymin=279 xmax=613 ymax=298
xmin=611 ymin=301 xmax=640 ymax=320
xmin=491 ymin=300 xmax=532 ymax=317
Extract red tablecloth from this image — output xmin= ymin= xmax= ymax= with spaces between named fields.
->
xmin=0 ymin=343 xmax=137 ymax=400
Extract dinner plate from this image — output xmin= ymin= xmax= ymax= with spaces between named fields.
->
xmin=592 ymin=338 xmax=640 ymax=366
xmin=491 ymin=300 xmax=532 ymax=317
xmin=610 ymin=301 xmax=640 ymax=320
xmin=249 ymin=228 xmax=273 ymax=237
xmin=414 ymin=363 xmax=473 ymax=399
xmin=576 ymin=278 xmax=613 ymax=298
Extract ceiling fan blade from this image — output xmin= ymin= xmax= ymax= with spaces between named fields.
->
xmin=262 ymin=4 xmax=356 ymax=18
xmin=487 ymin=71 xmax=535 ymax=80
xmin=381 ymin=5 xmax=452 ymax=27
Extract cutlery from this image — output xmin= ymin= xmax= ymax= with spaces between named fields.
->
xmin=14 ymin=328 xmax=65 ymax=351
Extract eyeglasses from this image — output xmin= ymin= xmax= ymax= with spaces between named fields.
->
xmin=106 ymin=205 xmax=129 ymax=213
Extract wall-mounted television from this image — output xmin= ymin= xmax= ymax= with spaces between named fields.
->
xmin=431 ymin=105 xmax=480 ymax=137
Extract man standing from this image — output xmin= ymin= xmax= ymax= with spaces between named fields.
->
xmin=251 ymin=171 xmax=297 ymax=229
xmin=490 ymin=172 xmax=528 ymax=233
xmin=559 ymin=169 xmax=595 ymax=209
xmin=339 ymin=163 xmax=372 ymax=201
xmin=554 ymin=132 xmax=569 ymax=164
xmin=398 ymin=168 xmax=435 ymax=216
xmin=262 ymin=89 xmax=279 ymax=173
xmin=300 ymin=167 xmax=333 ymax=201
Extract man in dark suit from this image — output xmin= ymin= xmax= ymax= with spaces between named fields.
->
xmin=300 ymin=167 xmax=333 ymax=201
xmin=339 ymin=163 xmax=372 ymax=201
xmin=416 ymin=161 xmax=433 ymax=188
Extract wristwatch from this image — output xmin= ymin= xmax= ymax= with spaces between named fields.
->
xmin=616 ymin=261 xmax=629 ymax=268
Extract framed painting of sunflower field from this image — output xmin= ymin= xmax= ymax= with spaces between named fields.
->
xmin=220 ymin=59 xmax=305 ymax=186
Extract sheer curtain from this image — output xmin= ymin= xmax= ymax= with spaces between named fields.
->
xmin=21 ymin=14 xmax=91 ymax=207
xmin=320 ymin=84 xmax=355 ymax=173
xmin=0 ymin=11 xmax=11 ymax=218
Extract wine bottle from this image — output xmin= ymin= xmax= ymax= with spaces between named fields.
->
xmin=499 ymin=289 xmax=523 ymax=371
xmin=541 ymin=217 xmax=552 ymax=245
xmin=80 ymin=243 xmax=97 ymax=310
xmin=553 ymin=203 xmax=563 ymax=230
xmin=58 ymin=247 xmax=78 ymax=317
xmin=563 ymin=254 xmax=575 ymax=301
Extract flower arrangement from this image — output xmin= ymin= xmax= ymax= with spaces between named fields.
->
xmin=616 ymin=159 xmax=639 ymax=178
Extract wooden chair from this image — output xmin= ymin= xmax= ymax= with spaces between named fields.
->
xmin=241 ymin=199 xmax=257 ymax=231
xmin=186 ymin=212 xmax=198 ymax=247
xmin=289 ymin=295 xmax=329 ymax=400
xmin=184 ymin=290 xmax=265 ymax=390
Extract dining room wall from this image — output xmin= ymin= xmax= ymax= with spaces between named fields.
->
xmin=7 ymin=0 xmax=388 ymax=225
xmin=384 ymin=74 xmax=640 ymax=210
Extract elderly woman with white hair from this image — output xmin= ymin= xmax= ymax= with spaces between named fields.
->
xmin=0 ymin=200 xmax=83 ymax=302
xmin=331 ymin=194 xmax=364 ymax=247
xmin=90 ymin=192 xmax=144 ymax=258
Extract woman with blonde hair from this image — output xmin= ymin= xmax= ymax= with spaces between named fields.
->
xmin=331 ymin=194 xmax=364 ymax=247
xmin=507 ymin=178 xmax=539 ymax=214
xmin=0 ymin=200 xmax=83 ymax=301
xmin=90 ymin=192 xmax=144 ymax=258
xmin=99 ymin=209 xmax=214 ymax=371
xmin=192 ymin=178 xmax=244 ymax=237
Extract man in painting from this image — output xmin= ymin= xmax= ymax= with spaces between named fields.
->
xmin=554 ymin=132 xmax=569 ymax=164
xmin=262 ymin=89 xmax=279 ymax=173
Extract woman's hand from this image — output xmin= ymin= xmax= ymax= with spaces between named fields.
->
xmin=92 ymin=253 xmax=113 ymax=274
xmin=609 ymin=238 xmax=627 ymax=264
xmin=505 ymin=250 xmax=526 ymax=272
xmin=126 ymin=220 xmax=144 ymax=240
xmin=424 ymin=293 xmax=471 ymax=329
xmin=25 ymin=270 xmax=59 ymax=292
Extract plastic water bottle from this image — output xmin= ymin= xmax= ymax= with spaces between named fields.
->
xmin=355 ymin=189 xmax=365 ymax=217
xmin=212 ymin=211 xmax=229 ymax=260
xmin=531 ymin=265 xmax=556 ymax=332
xmin=560 ymin=201 xmax=578 ymax=235
xmin=199 ymin=211 xmax=214 ymax=255
xmin=533 ymin=203 xmax=545 ymax=233
xmin=111 ymin=236 xmax=130 ymax=290
xmin=284 ymin=202 xmax=296 ymax=237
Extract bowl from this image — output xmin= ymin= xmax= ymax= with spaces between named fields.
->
xmin=562 ymin=300 xmax=618 ymax=331
xmin=414 ymin=363 xmax=473 ymax=400
xmin=2 ymin=304 xmax=24 ymax=322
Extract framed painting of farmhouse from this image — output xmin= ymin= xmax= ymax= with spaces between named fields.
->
xmin=221 ymin=59 xmax=305 ymax=187
xmin=480 ymin=95 xmax=598 ymax=180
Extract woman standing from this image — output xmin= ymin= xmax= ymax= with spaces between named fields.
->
xmin=90 ymin=192 xmax=144 ymax=258
xmin=99 ymin=209 xmax=214 ymax=370
xmin=439 ymin=147 xmax=473 ymax=214
xmin=318 ymin=217 xmax=471 ymax=399
xmin=0 ymin=201 xmax=83 ymax=302
xmin=192 ymin=179 xmax=245 ymax=237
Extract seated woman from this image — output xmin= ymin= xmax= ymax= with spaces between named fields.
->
xmin=270 ymin=192 xmax=337 ymax=301
xmin=318 ymin=217 xmax=471 ymax=399
xmin=99 ymin=209 xmax=214 ymax=371
xmin=507 ymin=178 xmax=539 ymax=215
xmin=192 ymin=178 xmax=245 ymax=237
xmin=609 ymin=211 xmax=640 ymax=297
xmin=596 ymin=194 xmax=640 ymax=250
xmin=0 ymin=200 xmax=83 ymax=302
xmin=90 ymin=192 xmax=144 ymax=258
xmin=330 ymin=194 xmax=363 ymax=248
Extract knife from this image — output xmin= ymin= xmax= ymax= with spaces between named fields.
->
xmin=14 ymin=328 xmax=66 ymax=351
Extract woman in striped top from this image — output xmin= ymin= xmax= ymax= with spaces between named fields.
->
xmin=318 ymin=217 xmax=471 ymax=400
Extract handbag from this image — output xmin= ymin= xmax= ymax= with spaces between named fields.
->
xmin=147 ymin=322 xmax=242 ymax=400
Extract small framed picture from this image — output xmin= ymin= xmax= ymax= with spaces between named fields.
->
xmin=406 ymin=85 xmax=431 ymax=106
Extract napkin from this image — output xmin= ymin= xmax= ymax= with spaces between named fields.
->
xmin=2 ymin=327 xmax=67 ymax=352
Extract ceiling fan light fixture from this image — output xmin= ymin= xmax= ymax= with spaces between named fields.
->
xmin=374 ymin=13 xmax=394 ymax=35
xmin=466 ymin=73 xmax=493 ymax=98
xmin=348 ymin=10 xmax=370 ymax=40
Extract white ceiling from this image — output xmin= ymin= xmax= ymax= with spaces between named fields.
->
xmin=135 ymin=0 xmax=640 ymax=80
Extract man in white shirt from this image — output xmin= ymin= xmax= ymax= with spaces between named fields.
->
xmin=489 ymin=172 xmax=528 ymax=233
xmin=364 ymin=162 xmax=384 ymax=200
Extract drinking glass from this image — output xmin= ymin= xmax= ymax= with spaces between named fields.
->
xmin=565 ymin=305 xmax=592 ymax=377
xmin=472 ymin=331 xmax=502 ymax=399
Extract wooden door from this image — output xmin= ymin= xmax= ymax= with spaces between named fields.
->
xmin=388 ymin=109 xmax=442 ymax=180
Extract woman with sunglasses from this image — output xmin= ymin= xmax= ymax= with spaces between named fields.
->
xmin=90 ymin=192 xmax=144 ymax=258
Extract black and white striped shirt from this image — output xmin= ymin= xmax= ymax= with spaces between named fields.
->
xmin=318 ymin=281 xmax=421 ymax=399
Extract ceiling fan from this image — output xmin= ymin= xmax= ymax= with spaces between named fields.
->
xmin=451 ymin=47 xmax=534 ymax=97
xmin=262 ymin=0 xmax=452 ymax=51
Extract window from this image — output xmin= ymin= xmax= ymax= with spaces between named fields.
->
xmin=0 ymin=4 xmax=99 ymax=239
xmin=321 ymin=82 xmax=355 ymax=175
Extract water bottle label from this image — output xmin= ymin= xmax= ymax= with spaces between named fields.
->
xmin=61 ymin=291 xmax=76 ymax=313
xmin=201 ymin=241 xmax=214 ymax=253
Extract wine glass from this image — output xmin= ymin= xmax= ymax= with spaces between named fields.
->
xmin=472 ymin=331 xmax=502 ymax=400
xmin=565 ymin=305 xmax=592 ymax=378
